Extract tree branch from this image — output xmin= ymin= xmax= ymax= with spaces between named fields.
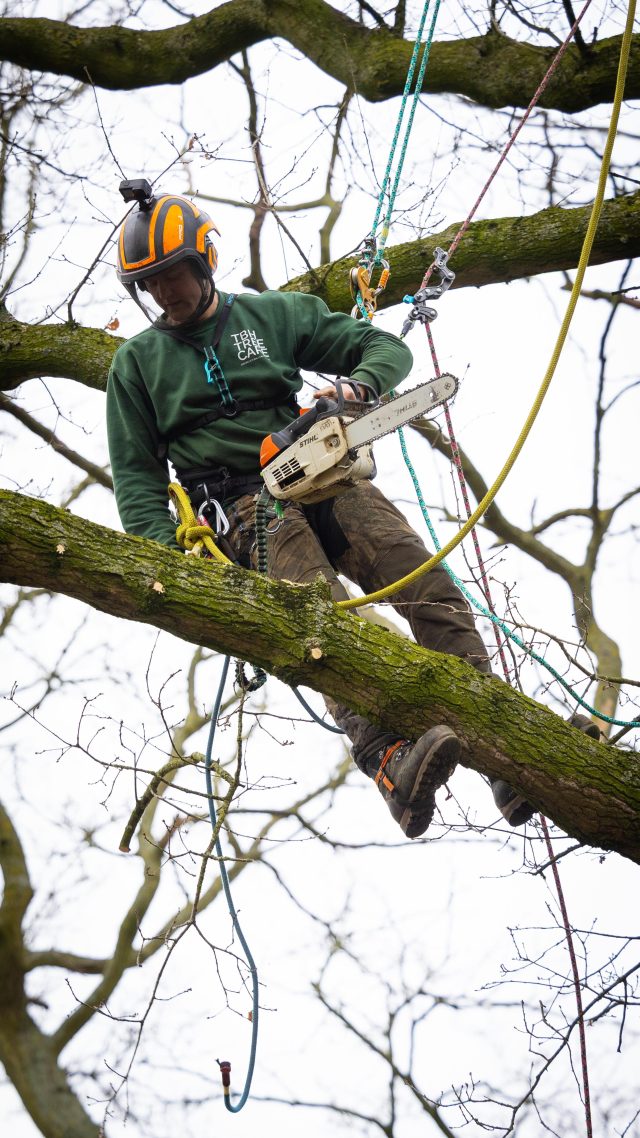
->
xmin=285 ymin=189 xmax=640 ymax=311
xmin=0 ymin=801 xmax=98 ymax=1138
xmin=0 ymin=5 xmax=637 ymax=111
xmin=0 ymin=306 xmax=118 ymax=394
xmin=0 ymin=489 xmax=638 ymax=863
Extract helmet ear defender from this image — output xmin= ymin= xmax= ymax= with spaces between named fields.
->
xmin=116 ymin=178 xmax=220 ymax=321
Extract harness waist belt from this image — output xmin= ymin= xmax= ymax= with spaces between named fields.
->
xmin=177 ymin=467 xmax=264 ymax=509
xmin=157 ymin=393 xmax=300 ymax=463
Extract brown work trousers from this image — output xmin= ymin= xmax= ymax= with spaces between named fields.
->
xmin=225 ymin=480 xmax=489 ymax=772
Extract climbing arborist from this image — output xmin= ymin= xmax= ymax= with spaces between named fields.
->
xmin=107 ymin=178 xmax=535 ymax=837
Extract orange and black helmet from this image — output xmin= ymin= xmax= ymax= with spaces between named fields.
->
xmin=116 ymin=178 xmax=220 ymax=307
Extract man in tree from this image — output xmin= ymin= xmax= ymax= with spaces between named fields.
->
xmin=107 ymin=178 xmax=533 ymax=837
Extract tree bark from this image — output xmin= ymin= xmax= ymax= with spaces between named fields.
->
xmin=1 ymin=191 xmax=638 ymax=396
xmin=0 ymin=803 xmax=100 ymax=1138
xmin=285 ymin=190 xmax=640 ymax=311
xmin=1 ymin=489 xmax=638 ymax=864
xmin=0 ymin=307 xmax=117 ymax=394
xmin=0 ymin=4 xmax=638 ymax=111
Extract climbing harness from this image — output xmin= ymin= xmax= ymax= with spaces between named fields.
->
xmin=155 ymin=292 xmax=299 ymax=461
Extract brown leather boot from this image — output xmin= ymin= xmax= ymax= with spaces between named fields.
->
xmin=372 ymin=726 xmax=461 ymax=838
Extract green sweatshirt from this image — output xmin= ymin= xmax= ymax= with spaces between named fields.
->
xmin=107 ymin=289 xmax=413 ymax=546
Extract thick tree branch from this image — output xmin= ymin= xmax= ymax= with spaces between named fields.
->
xmin=0 ymin=1012 xmax=98 ymax=1138
xmin=0 ymin=5 xmax=638 ymax=111
xmin=0 ymin=306 xmax=118 ymax=394
xmin=286 ymin=190 xmax=640 ymax=311
xmin=0 ymin=801 xmax=98 ymax=1138
xmin=0 ymin=800 xmax=33 ymax=936
xmin=0 ymin=489 xmax=638 ymax=863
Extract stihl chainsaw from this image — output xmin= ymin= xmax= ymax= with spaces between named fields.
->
xmin=259 ymin=374 xmax=458 ymax=504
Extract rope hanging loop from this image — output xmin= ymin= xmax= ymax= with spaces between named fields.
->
xmin=168 ymin=481 xmax=231 ymax=563
xmin=401 ymin=247 xmax=455 ymax=337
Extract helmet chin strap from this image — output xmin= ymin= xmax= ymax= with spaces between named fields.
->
xmin=126 ymin=282 xmax=156 ymax=322
xmin=192 ymin=271 xmax=216 ymax=322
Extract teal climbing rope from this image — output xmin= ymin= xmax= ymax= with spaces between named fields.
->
xmin=353 ymin=0 xmax=442 ymax=320
xmin=369 ymin=0 xmax=442 ymax=260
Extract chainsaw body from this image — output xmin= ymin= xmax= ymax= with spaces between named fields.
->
xmin=259 ymin=374 xmax=458 ymax=505
xmin=261 ymin=412 xmax=375 ymax=504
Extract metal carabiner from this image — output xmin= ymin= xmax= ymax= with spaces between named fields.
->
xmin=349 ymin=257 xmax=391 ymax=318
xmin=400 ymin=247 xmax=456 ymax=336
xmin=198 ymin=488 xmax=230 ymax=536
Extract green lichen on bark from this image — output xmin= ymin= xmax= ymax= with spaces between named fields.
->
xmin=284 ymin=190 xmax=640 ymax=312
xmin=0 ymin=2 xmax=637 ymax=110
xmin=1 ymin=488 xmax=638 ymax=863
xmin=0 ymin=308 xmax=121 ymax=393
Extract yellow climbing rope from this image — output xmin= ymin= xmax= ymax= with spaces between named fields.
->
xmin=336 ymin=0 xmax=636 ymax=612
xmin=169 ymin=482 xmax=231 ymax=564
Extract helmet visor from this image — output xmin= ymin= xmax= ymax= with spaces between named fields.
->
xmin=132 ymin=259 xmax=214 ymax=325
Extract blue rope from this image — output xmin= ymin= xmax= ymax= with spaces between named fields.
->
xmin=291 ymin=686 xmax=345 ymax=734
xmin=205 ymin=655 xmax=259 ymax=1112
xmin=396 ymin=427 xmax=637 ymax=728
xmin=204 ymin=661 xmax=342 ymax=1114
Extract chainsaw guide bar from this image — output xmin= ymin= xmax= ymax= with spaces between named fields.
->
xmin=344 ymin=373 xmax=458 ymax=449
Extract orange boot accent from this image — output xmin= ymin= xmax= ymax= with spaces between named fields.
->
xmin=374 ymin=740 xmax=408 ymax=794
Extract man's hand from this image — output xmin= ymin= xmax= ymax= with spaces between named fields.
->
xmin=313 ymin=382 xmax=366 ymax=402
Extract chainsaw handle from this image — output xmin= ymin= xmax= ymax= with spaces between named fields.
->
xmin=265 ymin=385 xmax=346 ymax=454
xmin=259 ymin=379 xmax=376 ymax=470
xmin=286 ymin=394 xmax=336 ymax=442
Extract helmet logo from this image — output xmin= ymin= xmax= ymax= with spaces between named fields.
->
xmin=163 ymin=204 xmax=186 ymax=254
